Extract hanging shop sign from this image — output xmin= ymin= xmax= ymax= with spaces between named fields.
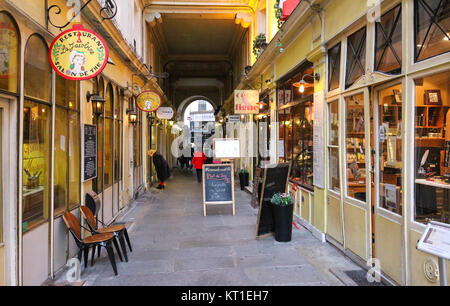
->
xmin=49 ymin=24 xmax=108 ymax=81
xmin=234 ymin=90 xmax=260 ymax=114
xmin=136 ymin=90 xmax=162 ymax=112
xmin=156 ymin=107 xmax=174 ymax=120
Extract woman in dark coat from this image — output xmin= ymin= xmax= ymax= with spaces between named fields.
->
xmin=148 ymin=150 xmax=171 ymax=189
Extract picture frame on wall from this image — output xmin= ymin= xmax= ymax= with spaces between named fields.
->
xmin=424 ymin=90 xmax=442 ymax=105
xmin=393 ymin=89 xmax=402 ymax=104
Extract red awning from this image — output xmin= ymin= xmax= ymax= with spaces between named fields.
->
xmin=281 ymin=0 xmax=300 ymax=21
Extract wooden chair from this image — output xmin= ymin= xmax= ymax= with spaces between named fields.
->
xmin=80 ymin=206 xmax=132 ymax=262
xmin=62 ymin=212 xmax=118 ymax=276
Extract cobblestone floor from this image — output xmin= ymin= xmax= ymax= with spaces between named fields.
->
xmin=79 ymin=169 xmax=362 ymax=286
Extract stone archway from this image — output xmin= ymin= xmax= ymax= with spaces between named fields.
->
xmin=177 ymin=95 xmax=217 ymax=121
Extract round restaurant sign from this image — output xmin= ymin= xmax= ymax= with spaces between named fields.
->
xmin=49 ymin=24 xmax=108 ymax=81
xmin=136 ymin=91 xmax=162 ymax=112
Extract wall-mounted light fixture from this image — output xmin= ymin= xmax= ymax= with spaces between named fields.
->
xmin=86 ymin=91 xmax=105 ymax=118
xmin=293 ymin=73 xmax=320 ymax=93
xmin=126 ymin=96 xmax=138 ymax=125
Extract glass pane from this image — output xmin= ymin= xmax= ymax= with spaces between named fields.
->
xmin=346 ymin=93 xmax=367 ymax=202
xmin=93 ymin=117 xmax=103 ymax=194
xmin=378 ymin=85 xmax=403 ymax=215
xmin=329 ymin=101 xmax=339 ymax=146
xmin=68 ymin=112 xmax=80 ymax=209
xmin=285 ymin=108 xmax=293 ymax=165
xmin=278 ymin=110 xmax=286 ymax=163
xmin=414 ymin=71 xmax=450 ymax=224
xmin=114 ymin=120 xmax=121 ymax=183
xmin=54 ymin=108 xmax=68 ymax=214
xmin=104 ymin=118 xmax=113 ymax=188
xmin=329 ymin=147 xmax=340 ymax=193
xmin=328 ymin=43 xmax=341 ymax=91
xmin=415 ymin=0 xmax=450 ymax=62
xmin=22 ymin=100 xmax=51 ymax=229
xmin=24 ymin=36 xmax=51 ymax=101
xmin=375 ymin=5 xmax=402 ymax=74
xmin=105 ymin=84 xmax=113 ymax=117
xmin=346 ymin=27 xmax=366 ymax=89
xmin=0 ymin=13 xmax=19 ymax=93
xmin=0 ymin=109 xmax=2 ymax=242
xmin=291 ymin=101 xmax=314 ymax=188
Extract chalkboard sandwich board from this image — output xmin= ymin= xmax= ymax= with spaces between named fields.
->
xmin=203 ymin=164 xmax=235 ymax=216
xmin=82 ymin=124 xmax=97 ymax=182
xmin=255 ymin=163 xmax=291 ymax=239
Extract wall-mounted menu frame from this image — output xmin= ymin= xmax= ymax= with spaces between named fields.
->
xmin=82 ymin=124 xmax=97 ymax=182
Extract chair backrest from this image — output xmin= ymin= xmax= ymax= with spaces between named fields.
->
xmin=62 ymin=212 xmax=82 ymax=241
xmin=80 ymin=206 xmax=97 ymax=230
xmin=85 ymin=191 xmax=101 ymax=216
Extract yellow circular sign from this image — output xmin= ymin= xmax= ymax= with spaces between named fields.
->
xmin=49 ymin=24 xmax=108 ymax=81
xmin=136 ymin=91 xmax=162 ymax=112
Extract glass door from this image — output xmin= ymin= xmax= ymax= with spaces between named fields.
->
xmin=372 ymin=82 xmax=404 ymax=284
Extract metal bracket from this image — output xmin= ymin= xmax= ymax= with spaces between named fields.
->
xmin=47 ymin=0 xmax=118 ymax=30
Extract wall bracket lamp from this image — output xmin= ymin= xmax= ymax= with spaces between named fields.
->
xmin=293 ymin=73 xmax=320 ymax=93
xmin=86 ymin=91 xmax=105 ymax=118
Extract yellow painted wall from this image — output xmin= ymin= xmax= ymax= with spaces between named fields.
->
xmin=410 ymin=230 xmax=450 ymax=286
xmin=301 ymin=190 xmax=309 ymax=222
xmin=324 ymin=0 xmax=368 ymax=42
xmin=0 ymin=246 xmax=5 ymax=285
xmin=327 ymin=195 xmax=343 ymax=244
xmin=344 ymin=202 xmax=367 ymax=260
xmin=312 ymin=189 xmax=326 ymax=233
xmin=375 ymin=215 xmax=402 ymax=285
xmin=10 ymin=0 xmax=46 ymax=26
xmin=275 ymin=27 xmax=312 ymax=78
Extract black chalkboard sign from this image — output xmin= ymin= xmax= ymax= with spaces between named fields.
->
xmin=255 ymin=163 xmax=291 ymax=239
xmin=83 ymin=124 xmax=97 ymax=181
xmin=203 ymin=164 xmax=235 ymax=216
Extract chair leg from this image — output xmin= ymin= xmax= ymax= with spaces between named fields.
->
xmin=112 ymin=237 xmax=124 ymax=262
xmin=98 ymin=244 xmax=101 ymax=258
xmin=105 ymin=242 xmax=118 ymax=276
xmin=123 ymin=229 xmax=132 ymax=252
xmin=83 ymin=247 xmax=89 ymax=268
xmin=118 ymin=233 xmax=128 ymax=262
xmin=91 ymin=245 xmax=96 ymax=267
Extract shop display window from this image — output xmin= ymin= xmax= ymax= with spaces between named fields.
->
xmin=22 ymin=100 xmax=51 ymax=229
xmin=414 ymin=0 xmax=450 ymax=62
xmin=328 ymin=43 xmax=341 ymax=91
xmin=375 ymin=4 xmax=402 ymax=74
xmin=345 ymin=27 xmax=366 ymax=89
xmin=93 ymin=78 xmax=104 ymax=194
xmin=0 ymin=13 xmax=19 ymax=93
xmin=24 ymin=35 xmax=51 ymax=101
xmin=278 ymin=109 xmax=287 ymax=163
xmin=414 ymin=71 xmax=450 ymax=224
xmin=377 ymin=84 xmax=403 ymax=215
xmin=328 ymin=100 xmax=340 ymax=193
xmin=104 ymin=83 xmax=114 ymax=188
xmin=345 ymin=93 xmax=367 ymax=202
xmin=114 ymin=89 xmax=123 ymax=184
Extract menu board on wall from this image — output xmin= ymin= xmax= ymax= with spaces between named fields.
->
xmin=83 ymin=124 xmax=97 ymax=182
xmin=313 ymin=91 xmax=325 ymax=189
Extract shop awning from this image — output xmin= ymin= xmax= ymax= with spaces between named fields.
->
xmin=281 ymin=0 xmax=301 ymax=21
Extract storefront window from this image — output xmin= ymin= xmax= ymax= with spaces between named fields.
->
xmin=345 ymin=93 xmax=366 ymax=202
xmin=104 ymin=83 xmax=114 ymax=188
xmin=328 ymin=100 xmax=340 ymax=193
xmin=414 ymin=71 xmax=450 ymax=224
xmin=22 ymin=100 xmax=51 ymax=228
xmin=375 ymin=4 xmax=402 ymax=74
xmin=22 ymin=35 xmax=52 ymax=230
xmin=114 ymin=89 xmax=123 ymax=183
xmin=378 ymin=84 xmax=403 ymax=215
xmin=0 ymin=13 xmax=19 ymax=93
xmin=291 ymin=101 xmax=314 ymax=188
xmin=414 ymin=0 xmax=450 ymax=62
xmin=345 ymin=27 xmax=366 ymax=89
xmin=328 ymin=43 xmax=341 ymax=91
xmin=24 ymin=35 xmax=51 ymax=101
xmin=93 ymin=78 xmax=104 ymax=194
xmin=278 ymin=109 xmax=286 ymax=163
xmin=54 ymin=75 xmax=80 ymax=215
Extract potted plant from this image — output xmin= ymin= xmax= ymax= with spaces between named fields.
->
xmin=270 ymin=192 xmax=294 ymax=242
xmin=252 ymin=33 xmax=268 ymax=58
xmin=238 ymin=169 xmax=249 ymax=190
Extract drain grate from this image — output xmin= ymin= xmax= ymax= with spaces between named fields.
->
xmin=344 ymin=270 xmax=384 ymax=286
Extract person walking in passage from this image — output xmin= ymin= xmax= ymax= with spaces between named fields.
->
xmin=192 ymin=149 xmax=207 ymax=183
xmin=148 ymin=149 xmax=171 ymax=189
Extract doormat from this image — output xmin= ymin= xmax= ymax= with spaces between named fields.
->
xmin=329 ymin=268 xmax=384 ymax=286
